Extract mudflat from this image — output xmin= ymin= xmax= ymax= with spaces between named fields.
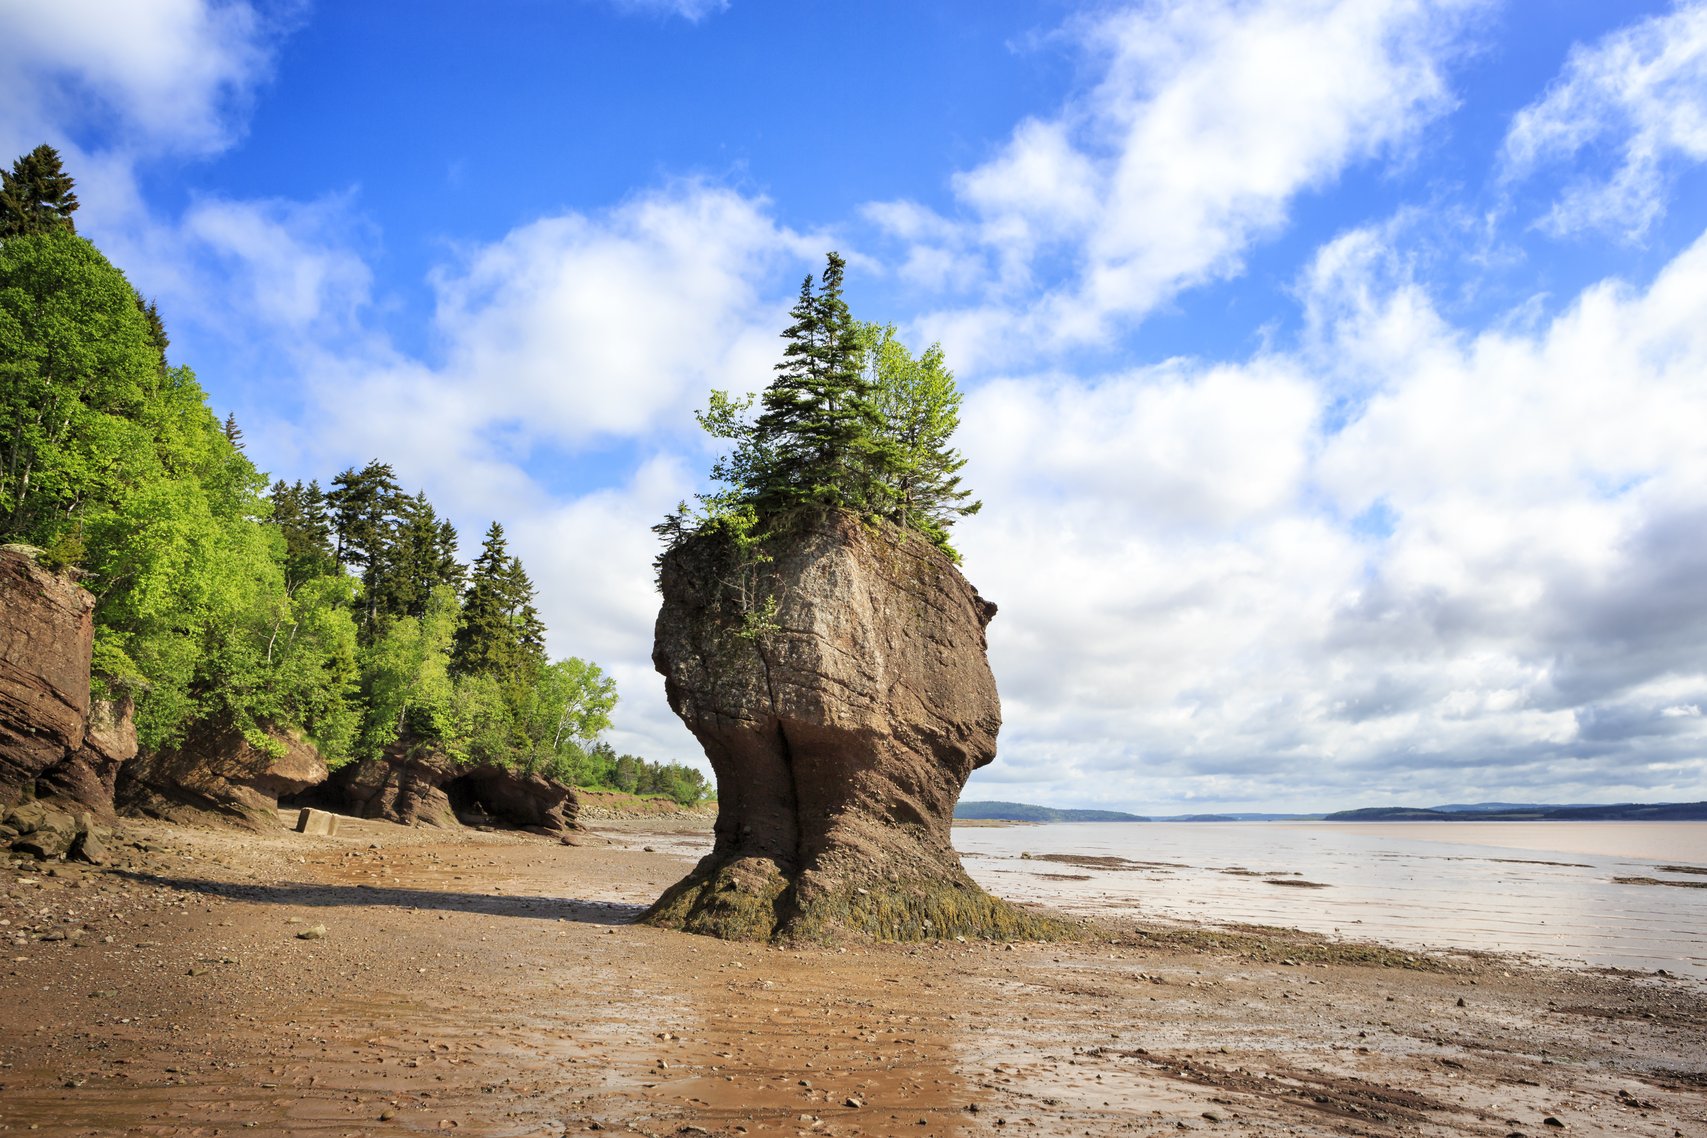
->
xmin=0 ymin=816 xmax=1701 ymax=1137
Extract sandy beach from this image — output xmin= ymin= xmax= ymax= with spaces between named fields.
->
xmin=1 ymin=815 xmax=1701 ymax=1138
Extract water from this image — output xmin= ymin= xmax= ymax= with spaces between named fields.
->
xmin=953 ymin=821 xmax=1707 ymax=979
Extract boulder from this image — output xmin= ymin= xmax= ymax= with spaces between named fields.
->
xmin=0 ymin=547 xmax=94 ymax=807
xmin=5 ymin=800 xmax=82 ymax=859
xmin=36 ymin=695 xmax=137 ymax=820
xmin=117 ymin=720 xmax=328 ymax=830
xmin=646 ymin=511 xmax=1062 ymax=942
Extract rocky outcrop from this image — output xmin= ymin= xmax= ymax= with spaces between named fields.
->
xmin=117 ymin=720 xmax=328 ymax=830
xmin=454 ymin=764 xmax=579 ymax=834
xmin=322 ymin=743 xmax=580 ymax=834
xmin=0 ymin=547 xmax=95 ymax=807
xmin=37 ymin=696 xmax=137 ymax=820
xmin=646 ymin=512 xmax=1063 ymax=942
xmin=324 ymin=745 xmax=461 ymax=828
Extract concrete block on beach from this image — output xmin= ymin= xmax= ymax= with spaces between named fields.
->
xmin=295 ymin=807 xmax=339 ymax=836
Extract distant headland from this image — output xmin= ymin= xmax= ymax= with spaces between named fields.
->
xmin=956 ymin=799 xmax=1707 ymax=823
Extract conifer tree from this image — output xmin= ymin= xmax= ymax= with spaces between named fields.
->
xmin=223 ymin=412 xmax=244 ymax=450
xmin=380 ymin=492 xmax=464 ymax=619
xmin=0 ymin=144 xmax=79 ymax=238
xmin=451 ymin=523 xmax=545 ymax=681
xmin=327 ymin=460 xmax=405 ymax=635
xmin=751 ymin=253 xmax=886 ymax=513
xmin=664 ymin=254 xmax=981 ymax=563
xmin=268 ymin=479 xmax=337 ymax=592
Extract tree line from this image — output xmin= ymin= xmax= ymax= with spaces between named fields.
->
xmin=0 ymin=145 xmax=706 ymax=803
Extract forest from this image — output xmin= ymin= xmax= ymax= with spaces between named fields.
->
xmin=0 ymin=145 xmax=708 ymax=807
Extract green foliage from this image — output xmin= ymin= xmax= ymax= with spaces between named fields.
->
xmin=660 ymin=252 xmax=981 ymax=565
xmin=859 ymin=322 xmax=982 ymax=556
xmin=0 ymin=147 xmax=695 ymax=795
xmin=0 ymin=144 xmax=79 ymax=238
xmin=357 ymin=584 xmax=460 ymax=758
xmin=0 ymin=228 xmax=163 ymax=544
xmin=750 ymin=253 xmax=886 ymax=514
xmin=451 ymin=522 xmax=545 ymax=681
xmin=267 ymin=478 xmax=337 ymax=592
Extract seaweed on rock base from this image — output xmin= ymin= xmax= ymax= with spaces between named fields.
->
xmin=643 ymin=857 xmax=1077 ymax=944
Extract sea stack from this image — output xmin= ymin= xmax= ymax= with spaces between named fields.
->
xmin=647 ymin=511 xmax=1059 ymax=942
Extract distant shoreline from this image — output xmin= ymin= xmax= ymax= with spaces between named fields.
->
xmin=956 ymin=798 xmax=1707 ymax=824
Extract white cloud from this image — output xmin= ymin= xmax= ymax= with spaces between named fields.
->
xmin=181 ymin=194 xmax=375 ymax=332
xmin=0 ymin=0 xmax=277 ymax=159
xmin=1502 ymin=1 xmax=1707 ymax=238
xmin=962 ymin=221 xmax=1707 ymax=812
xmin=426 ymin=185 xmax=808 ymax=445
xmin=507 ymin=455 xmax=704 ymax=763
xmin=872 ymin=0 xmax=1484 ymax=368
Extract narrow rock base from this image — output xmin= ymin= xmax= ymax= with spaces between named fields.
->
xmin=644 ymin=856 xmax=1072 ymax=944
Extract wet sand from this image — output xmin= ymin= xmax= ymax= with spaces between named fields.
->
xmin=1 ymin=815 xmax=1702 ymax=1137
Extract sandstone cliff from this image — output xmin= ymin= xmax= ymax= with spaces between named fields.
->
xmin=0 ymin=546 xmax=95 ymax=807
xmin=647 ymin=512 xmax=1061 ymax=942
xmin=117 ymin=720 xmax=329 ymax=830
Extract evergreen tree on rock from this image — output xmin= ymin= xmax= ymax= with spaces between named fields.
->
xmin=751 ymin=253 xmax=887 ymax=515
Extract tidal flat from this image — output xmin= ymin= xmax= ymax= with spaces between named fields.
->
xmin=0 ymin=815 xmax=1702 ymax=1137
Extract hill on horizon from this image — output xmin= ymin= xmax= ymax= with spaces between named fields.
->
xmin=1326 ymin=801 xmax=1707 ymax=822
xmin=954 ymin=801 xmax=1149 ymax=823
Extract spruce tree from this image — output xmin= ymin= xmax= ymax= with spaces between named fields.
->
xmin=380 ymin=492 xmax=464 ymax=619
xmin=268 ymin=479 xmax=337 ymax=592
xmin=751 ymin=253 xmax=885 ymax=514
xmin=327 ymin=460 xmax=405 ymax=635
xmin=665 ymin=254 xmax=982 ymax=562
xmin=451 ymin=523 xmax=544 ymax=681
xmin=0 ymin=145 xmax=79 ymax=238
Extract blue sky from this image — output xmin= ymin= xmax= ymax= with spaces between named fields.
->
xmin=4 ymin=0 xmax=1707 ymax=813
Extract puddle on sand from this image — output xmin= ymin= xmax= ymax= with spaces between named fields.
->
xmin=555 ymin=950 xmax=976 ymax=1137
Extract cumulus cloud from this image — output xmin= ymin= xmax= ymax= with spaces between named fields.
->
xmin=503 ymin=455 xmax=705 ymax=763
xmin=961 ymin=222 xmax=1707 ymax=812
xmin=0 ymin=0 xmax=279 ymax=170
xmin=870 ymin=0 xmax=1485 ymax=368
xmin=424 ymin=185 xmax=809 ymax=445
xmin=1502 ymin=1 xmax=1707 ymax=239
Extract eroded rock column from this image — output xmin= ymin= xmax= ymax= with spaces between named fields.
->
xmin=647 ymin=513 xmax=1063 ymax=942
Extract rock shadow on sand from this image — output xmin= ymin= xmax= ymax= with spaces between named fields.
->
xmin=109 ymin=870 xmax=647 ymax=924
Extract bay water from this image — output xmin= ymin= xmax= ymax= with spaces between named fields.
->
xmin=953 ymin=821 xmax=1707 ymax=979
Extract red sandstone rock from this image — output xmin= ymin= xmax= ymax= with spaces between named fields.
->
xmin=646 ymin=512 xmax=1056 ymax=942
xmin=37 ymin=696 xmax=137 ymax=820
xmin=324 ymin=743 xmax=579 ymax=833
xmin=117 ymin=720 xmax=329 ymax=830
xmin=0 ymin=547 xmax=94 ymax=806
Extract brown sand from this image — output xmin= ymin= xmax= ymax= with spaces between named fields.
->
xmin=0 ymin=814 xmax=1701 ymax=1137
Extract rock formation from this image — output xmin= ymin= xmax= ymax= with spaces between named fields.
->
xmin=0 ymin=546 xmax=95 ymax=807
xmin=117 ymin=720 xmax=329 ymax=830
xmin=322 ymin=743 xmax=580 ymax=834
xmin=647 ymin=512 xmax=1062 ymax=942
xmin=37 ymin=696 xmax=138 ymax=821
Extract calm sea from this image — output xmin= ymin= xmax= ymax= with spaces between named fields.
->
xmin=952 ymin=821 xmax=1707 ymax=980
